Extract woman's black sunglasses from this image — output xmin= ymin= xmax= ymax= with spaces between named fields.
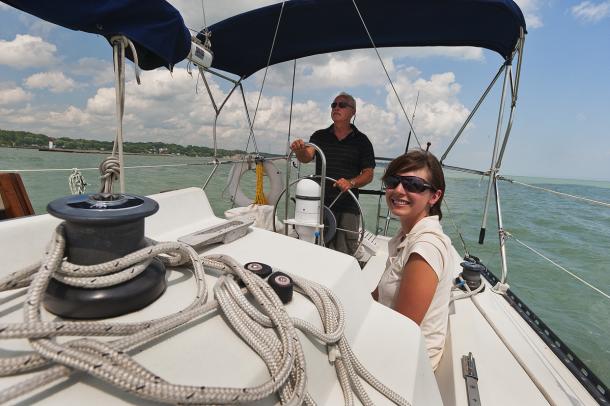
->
xmin=383 ymin=175 xmax=436 ymax=193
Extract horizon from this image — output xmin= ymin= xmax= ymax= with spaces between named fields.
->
xmin=3 ymin=144 xmax=610 ymax=186
xmin=0 ymin=1 xmax=609 ymax=181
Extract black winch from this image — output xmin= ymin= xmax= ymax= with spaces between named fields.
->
xmin=44 ymin=193 xmax=166 ymax=319
xmin=456 ymin=256 xmax=486 ymax=292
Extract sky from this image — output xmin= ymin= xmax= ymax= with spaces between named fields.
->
xmin=0 ymin=1 xmax=609 ymax=181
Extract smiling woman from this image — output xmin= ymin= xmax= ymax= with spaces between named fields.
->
xmin=373 ymin=149 xmax=458 ymax=371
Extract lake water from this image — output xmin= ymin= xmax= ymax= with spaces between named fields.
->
xmin=1 ymin=147 xmax=609 ymax=385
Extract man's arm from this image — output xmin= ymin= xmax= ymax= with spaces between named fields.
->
xmin=290 ymin=138 xmax=315 ymax=163
xmin=335 ymin=167 xmax=374 ymax=192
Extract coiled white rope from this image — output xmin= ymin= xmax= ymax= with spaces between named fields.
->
xmin=68 ymin=168 xmax=87 ymax=194
xmin=0 ymin=225 xmax=410 ymax=405
xmin=99 ymin=155 xmax=121 ymax=193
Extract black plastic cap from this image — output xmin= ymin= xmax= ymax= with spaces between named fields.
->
xmin=244 ymin=262 xmax=273 ymax=279
xmin=267 ymin=272 xmax=293 ymax=304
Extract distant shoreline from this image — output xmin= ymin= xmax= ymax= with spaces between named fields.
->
xmin=1 ymin=145 xmax=177 ymax=157
xmin=37 ymin=147 xmax=173 ymax=157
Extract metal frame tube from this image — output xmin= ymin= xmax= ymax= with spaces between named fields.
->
xmin=479 ymin=62 xmax=510 ymax=244
xmin=199 ymin=68 xmax=243 ymax=159
xmin=493 ymin=177 xmax=509 ymax=283
xmin=497 ymin=34 xmax=525 ymax=167
xmin=440 ymin=63 xmax=505 ymax=162
xmin=442 ymin=165 xmax=488 ymax=177
xmin=239 ymin=83 xmax=260 ymax=154
xmin=284 ymin=142 xmax=326 ymax=245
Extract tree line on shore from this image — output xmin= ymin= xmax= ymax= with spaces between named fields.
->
xmin=0 ymin=129 xmax=262 ymax=158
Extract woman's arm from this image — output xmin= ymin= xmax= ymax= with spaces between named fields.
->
xmin=394 ymin=253 xmax=439 ymax=325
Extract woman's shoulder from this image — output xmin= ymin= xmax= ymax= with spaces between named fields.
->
xmin=409 ymin=218 xmax=453 ymax=255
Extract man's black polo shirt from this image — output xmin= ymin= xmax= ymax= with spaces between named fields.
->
xmin=309 ymin=124 xmax=375 ymax=214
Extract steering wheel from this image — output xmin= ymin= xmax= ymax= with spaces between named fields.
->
xmin=273 ymin=174 xmax=365 ymax=257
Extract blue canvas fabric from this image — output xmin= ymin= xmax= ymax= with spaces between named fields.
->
xmin=205 ymin=0 xmax=526 ymax=78
xmin=2 ymin=0 xmax=191 ymax=70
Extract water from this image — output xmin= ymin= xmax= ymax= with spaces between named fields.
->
xmin=1 ymin=147 xmax=609 ymax=385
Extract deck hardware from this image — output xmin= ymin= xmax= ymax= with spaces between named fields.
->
xmin=462 ymin=352 xmax=481 ymax=405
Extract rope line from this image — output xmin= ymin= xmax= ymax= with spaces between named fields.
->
xmin=506 ymin=232 xmax=610 ymax=300
xmin=254 ymin=161 xmax=269 ymax=205
xmin=105 ymin=35 xmax=141 ymax=194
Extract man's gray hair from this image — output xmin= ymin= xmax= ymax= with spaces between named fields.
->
xmin=336 ymin=92 xmax=356 ymax=110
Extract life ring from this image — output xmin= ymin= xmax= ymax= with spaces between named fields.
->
xmin=226 ymin=160 xmax=284 ymax=207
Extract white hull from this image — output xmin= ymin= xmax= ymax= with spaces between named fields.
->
xmin=0 ymin=188 xmax=441 ymax=405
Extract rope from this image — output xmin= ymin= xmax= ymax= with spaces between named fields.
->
xmin=253 ymin=160 xmax=269 ymax=205
xmin=506 ymin=232 xmax=610 ymax=300
xmin=499 ymin=177 xmax=610 ymax=208
xmin=450 ymin=275 xmax=485 ymax=302
xmin=68 ymin=168 xmax=87 ymax=195
xmin=0 ymin=225 xmax=410 ymax=405
xmin=470 ymin=294 xmax=560 ymax=405
xmin=350 ymin=0 xmax=421 ymax=149
xmin=99 ymin=156 xmax=120 ymax=193
xmin=106 ymin=35 xmax=142 ymax=194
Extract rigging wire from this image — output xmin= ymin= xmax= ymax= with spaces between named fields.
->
xmin=285 ymin=59 xmax=297 ymax=156
xmin=248 ymin=1 xmax=287 ymax=155
xmin=200 ymin=0 xmax=208 ymax=31
xmin=1 ymin=157 xmax=289 ymax=173
xmin=405 ymin=91 xmax=420 ymax=152
xmin=499 ymin=177 xmax=610 ymax=208
xmin=223 ymin=2 xmax=287 ymax=207
xmin=350 ymin=0 xmax=422 ymax=149
xmin=441 ymin=199 xmax=470 ymax=256
xmin=505 ymin=232 xmax=610 ymax=301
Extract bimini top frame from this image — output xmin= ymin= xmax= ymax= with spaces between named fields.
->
xmin=198 ymin=0 xmax=526 ymax=284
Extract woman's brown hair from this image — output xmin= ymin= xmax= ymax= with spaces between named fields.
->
xmin=382 ymin=150 xmax=445 ymax=219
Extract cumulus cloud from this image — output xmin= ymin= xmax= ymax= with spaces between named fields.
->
xmin=169 ymin=0 xmax=278 ymax=31
xmin=71 ymin=58 xmax=115 ymax=86
xmin=0 ymin=35 xmax=57 ymax=69
xmin=368 ymin=69 xmax=470 ymax=155
xmin=25 ymin=72 xmax=78 ymax=93
xmin=0 ymin=60 xmax=471 ymax=159
xmin=259 ymin=51 xmax=394 ymax=90
xmin=395 ymin=47 xmax=484 ymax=61
xmin=571 ymin=1 xmax=610 ymax=23
xmin=0 ymin=84 xmax=33 ymax=105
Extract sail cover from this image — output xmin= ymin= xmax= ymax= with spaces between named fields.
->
xmin=2 ymin=0 xmax=191 ymax=70
xmin=205 ymin=0 xmax=526 ymax=78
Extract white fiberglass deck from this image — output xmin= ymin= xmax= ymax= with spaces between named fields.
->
xmin=363 ymin=237 xmax=599 ymax=406
xmin=0 ymin=188 xmax=441 ymax=405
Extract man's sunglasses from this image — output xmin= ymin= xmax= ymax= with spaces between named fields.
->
xmin=331 ymin=101 xmax=353 ymax=109
xmin=383 ymin=175 xmax=436 ymax=193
